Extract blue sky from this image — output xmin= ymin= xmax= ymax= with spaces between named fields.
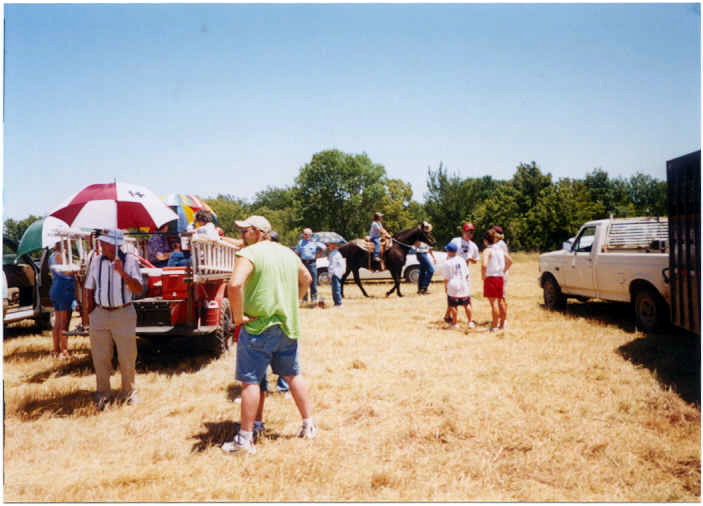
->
xmin=3 ymin=3 xmax=700 ymax=220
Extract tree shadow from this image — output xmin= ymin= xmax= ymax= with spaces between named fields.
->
xmin=541 ymin=300 xmax=637 ymax=332
xmin=16 ymin=389 xmax=98 ymax=420
xmin=617 ymin=329 xmax=700 ymax=407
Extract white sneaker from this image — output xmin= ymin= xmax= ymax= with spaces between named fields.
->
xmin=221 ymin=433 xmax=256 ymax=454
xmin=298 ymin=422 xmax=318 ymax=439
xmin=468 ymin=321 xmax=476 ymax=329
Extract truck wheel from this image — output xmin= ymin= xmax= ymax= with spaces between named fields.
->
xmin=213 ymin=298 xmax=234 ymax=355
xmin=405 ymin=266 xmax=420 ymax=284
xmin=633 ymin=287 xmax=668 ymax=332
xmin=543 ymin=276 xmax=566 ymax=310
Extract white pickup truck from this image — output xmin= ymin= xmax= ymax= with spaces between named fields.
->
xmin=538 ymin=217 xmax=670 ymax=332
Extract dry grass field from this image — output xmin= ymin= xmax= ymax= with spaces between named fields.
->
xmin=3 ymin=253 xmax=700 ymax=501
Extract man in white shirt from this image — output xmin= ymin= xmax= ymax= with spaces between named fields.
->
xmin=84 ymin=229 xmax=143 ymax=409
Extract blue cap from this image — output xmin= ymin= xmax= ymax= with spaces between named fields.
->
xmin=444 ymin=241 xmax=457 ymax=252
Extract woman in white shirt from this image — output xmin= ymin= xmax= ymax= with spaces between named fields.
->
xmin=482 ymin=229 xmax=512 ymax=332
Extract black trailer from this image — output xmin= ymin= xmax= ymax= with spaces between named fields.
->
xmin=666 ymin=150 xmax=701 ymax=335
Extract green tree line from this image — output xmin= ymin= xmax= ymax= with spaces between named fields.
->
xmin=3 ymin=150 xmax=667 ymax=253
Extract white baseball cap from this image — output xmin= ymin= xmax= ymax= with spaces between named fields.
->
xmin=234 ymin=215 xmax=272 ymax=234
xmin=98 ymin=229 xmax=125 ymax=246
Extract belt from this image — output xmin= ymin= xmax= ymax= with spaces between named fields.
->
xmin=302 ymin=259 xmax=316 ymax=264
xmin=97 ymin=303 xmax=132 ymax=311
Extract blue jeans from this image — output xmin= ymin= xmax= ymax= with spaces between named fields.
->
xmin=167 ymin=251 xmax=191 ymax=266
xmin=372 ymin=237 xmax=380 ymax=256
xmin=331 ymin=275 xmax=343 ymax=306
xmin=260 ymin=373 xmax=289 ymax=393
xmin=417 ymin=252 xmax=434 ymax=291
xmin=303 ymin=261 xmax=318 ymax=301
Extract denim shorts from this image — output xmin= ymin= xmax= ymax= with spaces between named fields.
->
xmin=236 ymin=324 xmax=300 ymax=385
xmin=50 ymin=276 xmax=75 ymax=311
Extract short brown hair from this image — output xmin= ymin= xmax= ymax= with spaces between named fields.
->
xmin=485 ymin=228 xmax=500 ymax=244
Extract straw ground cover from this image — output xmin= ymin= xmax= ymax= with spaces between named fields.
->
xmin=3 ymin=253 xmax=700 ymax=501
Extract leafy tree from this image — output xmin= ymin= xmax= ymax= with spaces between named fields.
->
xmin=626 ymin=173 xmax=667 ymax=216
xmin=3 ymin=215 xmax=43 ymax=254
xmin=583 ymin=169 xmax=628 ymax=218
xmin=204 ymin=195 xmax=251 ymax=237
xmin=294 ymin=150 xmax=388 ymax=240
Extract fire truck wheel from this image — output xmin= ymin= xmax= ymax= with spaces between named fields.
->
xmin=213 ymin=298 xmax=234 ymax=355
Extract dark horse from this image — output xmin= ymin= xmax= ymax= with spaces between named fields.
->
xmin=338 ymin=222 xmax=436 ymax=297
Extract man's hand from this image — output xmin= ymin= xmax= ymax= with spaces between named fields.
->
xmin=234 ymin=315 xmax=252 ymax=327
xmin=112 ymin=258 xmax=125 ymax=275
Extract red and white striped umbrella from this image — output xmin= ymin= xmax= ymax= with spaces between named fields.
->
xmin=49 ymin=181 xmax=178 ymax=232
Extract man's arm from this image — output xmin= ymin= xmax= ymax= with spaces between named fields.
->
xmin=298 ymin=261 xmax=312 ymax=299
xmin=228 ymin=256 xmax=254 ymax=326
xmin=113 ymin=257 xmax=143 ymax=294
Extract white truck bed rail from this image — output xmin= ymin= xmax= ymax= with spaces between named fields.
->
xmin=50 ymin=231 xmax=95 ymax=275
xmin=190 ymin=236 xmax=238 ymax=281
xmin=606 ymin=217 xmax=668 ymax=251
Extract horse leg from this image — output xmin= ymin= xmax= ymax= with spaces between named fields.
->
xmin=353 ymin=268 xmax=369 ymax=297
xmin=386 ymin=269 xmax=402 ymax=297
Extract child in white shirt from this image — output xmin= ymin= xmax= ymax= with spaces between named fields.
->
xmin=439 ymin=241 xmax=472 ymax=329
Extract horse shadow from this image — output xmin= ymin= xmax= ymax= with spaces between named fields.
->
xmin=541 ymin=300 xmax=637 ymax=333
xmin=16 ymin=389 xmax=98 ymax=420
xmin=617 ymin=328 xmax=700 ymax=407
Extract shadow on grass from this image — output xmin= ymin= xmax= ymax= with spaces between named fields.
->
xmin=617 ymin=329 xmax=701 ymax=407
xmin=134 ymin=337 xmax=220 ymax=375
xmin=3 ymin=321 xmax=50 ymax=339
xmin=541 ymin=300 xmax=637 ymax=332
xmin=24 ymin=352 xmax=95 ymax=383
xmin=17 ymin=389 xmax=98 ymax=420
xmin=191 ymin=420 xmax=240 ymax=452
xmin=190 ymin=419 xmax=286 ymax=452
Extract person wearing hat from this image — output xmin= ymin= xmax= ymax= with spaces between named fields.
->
xmin=438 ymin=241 xmax=472 ymax=329
xmin=294 ymin=227 xmax=326 ymax=303
xmin=491 ymin=225 xmax=509 ymax=328
xmin=369 ymin=212 xmax=389 ymax=263
xmin=222 ymin=215 xmax=317 ymax=454
xmin=447 ymin=222 xmax=480 ymax=325
xmin=83 ymin=229 xmax=143 ymax=409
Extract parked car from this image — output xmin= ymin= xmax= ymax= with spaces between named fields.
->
xmin=3 ymin=238 xmax=53 ymax=329
xmin=538 ymin=217 xmax=670 ymax=331
xmin=315 ymin=250 xmax=448 ymax=285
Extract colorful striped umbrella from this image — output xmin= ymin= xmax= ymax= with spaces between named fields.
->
xmin=49 ymin=182 xmax=178 ymax=232
xmin=161 ymin=194 xmax=218 ymax=233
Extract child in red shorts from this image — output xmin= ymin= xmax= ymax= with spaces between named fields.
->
xmin=482 ymin=229 xmax=512 ymax=331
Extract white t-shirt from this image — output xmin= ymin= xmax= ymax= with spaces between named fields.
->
xmin=449 ymin=237 xmax=479 ymax=263
xmin=484 ymin=244 xmax=506 ymax=277
xmin=194 ymin=222 xmax=220 ymax=240
xmin=439 ymin=256 xmax=471 ymax=298
xmin=328 ymin=249 xmax=347 ymax=278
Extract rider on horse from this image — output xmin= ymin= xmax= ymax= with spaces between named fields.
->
xmin=369 ymin=212 xmax=390 ymax=263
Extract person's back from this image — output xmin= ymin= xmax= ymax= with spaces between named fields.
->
xmin=237 ymin=240 xmax=302 ymax=339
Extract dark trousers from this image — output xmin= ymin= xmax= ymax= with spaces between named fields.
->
xmin=417 ymin=252 xmax=434 ymax=291
xmin=303 ymin=261 xmax=318 ymax=301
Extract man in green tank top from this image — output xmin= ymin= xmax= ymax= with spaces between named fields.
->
xmin=221 ymin=215 xmax=317 ymax=455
